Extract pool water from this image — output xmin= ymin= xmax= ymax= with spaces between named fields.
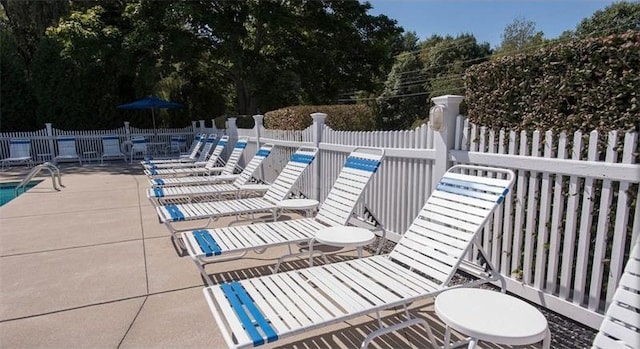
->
xmin=0 ymin=180 xmax=42 ymax=207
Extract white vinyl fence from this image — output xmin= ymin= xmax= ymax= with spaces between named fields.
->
xmin=1 ymin=96 xmax=638 ymax=331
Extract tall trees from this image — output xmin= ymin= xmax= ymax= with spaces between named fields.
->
xmin=188 ymin=0 xmax=402 ymax=115
xmin=0 ymin=0 xmax=404 ymax=130
xmin=495 ymin=17 xmax=545 ymax=55
xmin=377 ymin=34 xmax=491 ymax=130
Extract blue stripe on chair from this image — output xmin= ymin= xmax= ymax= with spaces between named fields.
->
xmin=192 ymin=230 xmax=222 ymax=257
xmin=59 ymin=137 xmax=75 ymax=142
xmin=149 ymin=169 xmax=158 ymax=175
xmin=344 ymin=157 xmax=381 ymax=172
xmin=218 ymin=140 xmax=227 ymax=146
xmin=153 ymin=187 xmax=164 ymax=198
xmin=206 ymin=138 xmax=216 ymax=143
xmin=10 ymin=140 xmax=30 ymax=144
xmin=256 ymin=149 xmax=271 ymax=157
xmin=290 ymin=154 xmax=315 ymax=164
xmin=165 ymin=204 xmax=185 ymax=221
xmin=154 ymin=179 xmax=165 ymax=185
xmin=235 ymin=142 xmax=247 ymax=149
xmin=133 ymin=139 xmax=146 ymax=144
xmin=221 ymin=281 xmax=278 ymax=346
xmin=103 ymin=136 xmax=119 ymax=140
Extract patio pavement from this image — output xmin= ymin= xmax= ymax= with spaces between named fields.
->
xmin=0 ymin=162 xmax=588 ymax=348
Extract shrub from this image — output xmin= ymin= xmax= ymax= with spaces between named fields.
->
xmin=214 ymin=115 xmax=256 ymax=129
xmin=264 ymin=104 xmax=376 ymax=131
xmin=464 ymin=31 xmax=639 ymax=132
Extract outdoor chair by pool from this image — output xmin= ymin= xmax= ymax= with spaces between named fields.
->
xmin=181 ymin=147 xmax=380 ymax=285
xmin=0 ymin=139 xmax=33 ymax=169
xmin=147 ymin=143 xmax=278 ymax=205
xmin=156 ymin=143 xmax=330 ymax=237
xmin=54 ymin=137 xmax=82 ymax=165
xmin=100 ymin=136 xmax=127 ymax=165
xmin=141 ymin=133 xmax=206 ymax=165
xmin=142 ymin=134 xmax=216 ymax=169
xmin=165 ymin=135 xmax=187 ymax=156
xmin=144 ymin=136 xmax=242 ymax=178
xmin=129 ymin=136 xmax=147 ymax=163
xmin=592 ymin=238 xmax=639 ymax=349
xmin=202 ymin=165 xmax=515 ymax=349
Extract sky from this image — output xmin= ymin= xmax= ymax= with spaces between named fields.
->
xmin=367 ymin=0 xmax=621 ymax=48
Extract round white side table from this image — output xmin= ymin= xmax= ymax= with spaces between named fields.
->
xmin=274 ymin=198 xmax=319 ymax=219
xmin=435 ymin=288 xmax=550 ymax=349
xmin=308 ymin=226 xmax=375 ymax=266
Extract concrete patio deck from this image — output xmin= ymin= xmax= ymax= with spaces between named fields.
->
xmin=0 ymin=163 xmax=594 ymax=348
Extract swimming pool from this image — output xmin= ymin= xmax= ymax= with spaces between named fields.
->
xmin=0 ymin=180 xmax=42 ymax=207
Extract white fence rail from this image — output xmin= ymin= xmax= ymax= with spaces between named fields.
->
xmin=1 ymin=99 xmax=638 ymax=331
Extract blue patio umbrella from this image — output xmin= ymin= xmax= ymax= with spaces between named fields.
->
xmin=117 ymin=96 xmax=183 ymax=133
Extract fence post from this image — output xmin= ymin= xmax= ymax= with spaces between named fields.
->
xmin=191 ymin=121 xmax=197 ymax=135
xmin=311 ymin=112 xmax=326 ymax=201
xmin=253 ymin=114 xmax=264 ymax=148
xmin=430 ymin=95 xmax=464 ymax=189
xmin=198 ymin=120 xmax=205 ymax=132
xmin=45 ymin=123 xmax=55 ymax=161
xmin=210 ymin=118 xmax=218 ymax=137
xmin=124 ymin=121 xmax=131 ymax=140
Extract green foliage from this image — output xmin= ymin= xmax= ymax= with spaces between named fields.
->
xmin=575 ymin=1 xmax=640 ymax=37
xmin=464 ymin=31 xmax=640 ymax=133
xmin=264 ymin=105 xmax=375 ymax=131
xmin=0 ymin=0 xmax=403 ymax=131
xmin=494 ymin=17 xmax=545 ymax=56
xmin=377 ymin=34 xmax=491 ymax=130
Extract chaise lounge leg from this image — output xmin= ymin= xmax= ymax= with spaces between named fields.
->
xmin=360 ymin=316 xmax=439 ymax=349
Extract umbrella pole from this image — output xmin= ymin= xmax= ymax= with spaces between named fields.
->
xmin=152 ymin=108 xmax=157 ymax=136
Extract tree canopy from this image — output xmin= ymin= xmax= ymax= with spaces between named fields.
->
xmin=0 ymin=0 xmax=404 ymax=131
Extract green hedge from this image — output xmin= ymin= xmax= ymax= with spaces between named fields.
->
xmin=464 ymin=31 xmax=639 ymax=132
xmin=264 ymin=104 xmax=376 ymax=131
xmin=214 ymin=115 xmax=256 ymax=129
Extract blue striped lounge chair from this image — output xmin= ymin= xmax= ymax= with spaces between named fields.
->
xmin=181 ymin=147 xmax=383 ymax=285
xmin=142 ymin=134 xmax=216 ymax=169
xmin=156 ymin=144 xmax=329 ymax=238
xmin=146 ymin=143 xmax=278 ymax=204
xmin=141 ymin=133 xmax=206 ymax=165
xmin=143 ymin=136 xmax=241 ymax=178
xmin=202 ymin=165 xmax=515 ymax=349
xmin=592 ymin=238 xmax=639 ymax=349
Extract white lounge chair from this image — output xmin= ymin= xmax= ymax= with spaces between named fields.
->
xmin=142 ymin=134 xmax=216 ymax=169
xmin=146 ymin=143 xmax=277 ymax=204
xmin=0 ymin=139 xmax=33 ymax=169
xmin=592 ymin=238 xmax=640 ymax=349
xmin=181 ymin=147 xmax=380 ymax=285
xmin=156 ymin=143 xmax=326 ymax=237
xmin=54 ymin=137 xmax=82 ymax=165
xmin=202 ymin=165 xmax=515 ymax=349
xmin=100 ymin=136 xmax=127 ymax=165
xmin=144 ymin=136 xmax=242 ymax=178
xmin=141 ymin=133 xmax=206 ymax=165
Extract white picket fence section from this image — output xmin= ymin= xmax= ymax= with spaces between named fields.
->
xmin=450 ymin=116 xmax=639 ymax=329
xmin=0 ymin=101 xmax=638 ymax=331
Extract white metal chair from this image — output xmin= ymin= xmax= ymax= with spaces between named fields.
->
xmin=592 ymin=238 xmax=640 ymax=349
xmin=147 ymin=143 xmax=276 ymax=204
xmin=0 ymin=139 xmax=33 ymax=169
xmin=54 ymin=137 xmax=82 ymax=165
xmin=157 ymin=143 xmax=327 ymax=237
xmin=142 ymin=134 xmax=216 ymax=169
xmin=100 ymin=136 xmax=127 ymax=165
xmin=144 ymin=136 xmax=240 ymax=178
xmin=181 ymin=147 xmax=379 ymax=285
xmin=166 ymin=136 xmax=187 ymax=156
xmin=129 ymin=136 xmax=147 ymax=163
xmin=202 ymin=165 xmax=515 ymax=349
xmin=141 ymin=133 xmax=206 ymax=165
